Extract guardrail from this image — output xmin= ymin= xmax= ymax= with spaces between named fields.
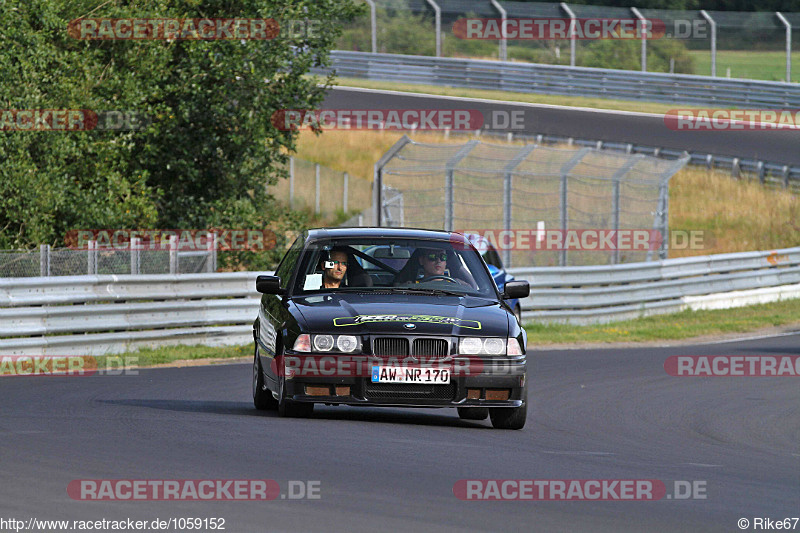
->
xmin=510 ymin=246 xmax=800 ymax=325
xmin=316 ymin=51 xmax=800 ymax=109
xmin=0 ymin=273 xmax=268 ymax=355
xmin=2 ymin=247 xmax=800 ymax=354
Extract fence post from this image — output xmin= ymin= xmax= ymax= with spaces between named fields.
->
xmin=425 ymin=0 xmax=441 ymax=57
xmin=732 ymin=158 xmax=740 ymax=179
xmin=206 ymin=232 xmax=217 ymax=273
xmin=757 ymin=161 xmax=765 ymax=184
xmin=609 ymin=155 xmax=644 ymax=264
xmin=40 ymin=244 xmax=50 ymax=277
xmin=169 ymin=235 xmax=178 ymax=274
xmin=343 ymin=172 xmax=349 ymax=213
xmin=364 ymin=0 xmax=377 ymax=53
xmin=503 ymin=144 xmax=536 ymax=267
xmin=315 ymin=163 xmax=321 ymax=214
xmin=776 ymin=12 xmax=791 ymax=83
xmin=782 ymin=165 xmax=790 ymax=188
xmin=289 ymin=156 xmax=295 ymax=209
xmin=557 ymin=148 xmax=590 ymax=266
xmin=444 ymin=141 xmax=479 ymax=232
xmin=129 ymin=237 xmax=139 ymax=275
xmin=631 ymin=7 xmax=647 ymax=72
xmin=560 ymin=3 xmax=577 ymax=67
xmin=700 ymin=10 xmax=717 ymax=77
xmin=490 ymin=0 xmax=507 ymax=61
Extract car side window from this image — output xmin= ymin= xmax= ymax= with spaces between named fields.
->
xmin=482 ymin=249 xmax=503 ymax=269
xmin=274 ymin=237 xmax=303 ymax=289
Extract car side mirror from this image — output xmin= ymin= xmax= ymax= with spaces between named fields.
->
xmin=256 ymin=275 xmax=284 ymax=295
xmin=503 ymin=280 xmax=529 ymax=300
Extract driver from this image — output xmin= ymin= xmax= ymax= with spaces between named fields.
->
xmin=419 ymin=248 xmax=448 ymax=278
xmin=320 ymin=248 xmax=349 ymax=288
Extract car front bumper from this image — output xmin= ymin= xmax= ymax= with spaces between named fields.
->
xmin=281 ymin=354 xmax=527 ymax=408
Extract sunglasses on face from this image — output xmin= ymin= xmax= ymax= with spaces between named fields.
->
xmin=424 ymin=252 xmax=447 ymax=262
xmin=324 ymin=260 xmax=348 ymax=268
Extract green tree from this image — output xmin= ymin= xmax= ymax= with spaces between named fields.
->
xmin=0 ymin=0 xmax=362 ymax=259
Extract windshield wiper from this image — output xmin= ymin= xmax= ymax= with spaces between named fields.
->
xmin=389 ymin=287 xmax=465 ymax=297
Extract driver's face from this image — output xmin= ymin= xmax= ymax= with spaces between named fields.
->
xmin=419 ymin=250 xmax=447 ymax=276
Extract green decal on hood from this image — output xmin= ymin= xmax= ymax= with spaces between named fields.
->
xmin=333 ymin=314 xmax=481 ymax=330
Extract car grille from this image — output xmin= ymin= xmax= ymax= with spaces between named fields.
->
xmin=372 ymin=337 xmax=450 ymax=358
xmin=364 ymin=382 xmax=456 ymax=401
xmin=373 ymin=337 xmax=409 ymax=356
xmin=412 ymin=338 xmax=449 ymax=358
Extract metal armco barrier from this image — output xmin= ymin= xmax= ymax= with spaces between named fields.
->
xmin=316 ymin=51 xmax=800 ymax=109
xmin=509 ymin=246 xmax=800 ymax=325
xmin=2 ymin=247 xmax=799 ymax=353
xmin=0 ymin=272 xmax=269 ymax=355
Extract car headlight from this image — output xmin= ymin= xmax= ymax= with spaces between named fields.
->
xmin=313 ymin=334 xmax=334 ymax=351
xmin=459 ymin=337 xmax=508 ymax=355
xmin=293 ymin=334 xmax=362 ymax=353
xmin=459 ymin=337 xmax=483 ymax=354
xmin=336 ymin=335 xmax=358 ymax=353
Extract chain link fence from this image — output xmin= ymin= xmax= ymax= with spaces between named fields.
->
xmin=0 ymin=243 xmax=215 ymax=278
xmin=373 ymin=136 xmax=689 ymax=267
xmin=269 ymin=156 xmax=372 ymax=220
xmin=341 ymin=1 xmax=799 ymax=82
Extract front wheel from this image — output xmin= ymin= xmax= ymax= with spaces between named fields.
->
xmin=253 ymin=346 xmax=278 ymax=411
xmin=489 ymin=402 xmax=527 ymax=430
xmin=276 ymin=361 xmax=314 ymax=418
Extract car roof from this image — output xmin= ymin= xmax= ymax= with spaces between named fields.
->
xmin=306 ymin=227 xmax=467 ymax=242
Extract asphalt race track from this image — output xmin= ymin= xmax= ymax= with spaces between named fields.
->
xmin=2 ymin=333 xmax=797 ymax=532
xmin=322 ymin=87 xmax=800 ymax=166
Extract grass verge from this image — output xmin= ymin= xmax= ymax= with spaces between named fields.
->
xmin=524 ymin=297 xmax=800 ymax=345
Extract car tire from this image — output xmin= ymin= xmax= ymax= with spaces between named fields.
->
xmin=489 ymin=402 xmax=527 ymax=430
xmin=253 ymin=346 xmax=278 ymax=411
xmin=276 ymin=359 xmax=314 ymax=418
xmin=457 ymin=407 xmax=489 ymax=421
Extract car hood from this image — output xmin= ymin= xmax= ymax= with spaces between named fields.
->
xmin=291 ymin=292 xmax=510 ymax=336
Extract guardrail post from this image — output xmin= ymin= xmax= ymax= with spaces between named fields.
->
xmin=289 ymin=156 xmax=295 ymax=209
xmin=732 ymin=158 xmax=740 ymax=179
xmin=343 ymin=172 xmax=349 ymax=213
xmin=700 ymin=10 xmax=717 ymax=77
xmin=757 ymin=161 xmax=765 ymax=184
xmin=40 ymin=244 xmax=50 ymax=277
xmin=425 ymin=0 xmax=441 ymax=57
xmin=490 ymin=0 xmax=507 ymax=61
xmin=776 ymin=12 xmax=791 ymax=82
xmin=782 ymin=165 xmax=790 ymax=188
xmin=560 ymin=3 xmax=577 ymax=67
xmin=631 ymin=7 xmax=647 ymax=72
xmin=706 ymin=154 xmax=714 ymax=171
xmin=169 ymin=235 xmax=178 ymax=274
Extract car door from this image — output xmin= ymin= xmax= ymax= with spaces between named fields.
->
xmin=258 ymin=235 xmax=304 ymax=391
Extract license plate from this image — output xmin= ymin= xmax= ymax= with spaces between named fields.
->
xmin=371 ymin=366 xmax=450 ymax=384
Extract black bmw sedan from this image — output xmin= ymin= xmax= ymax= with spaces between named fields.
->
xmin=252 ymin=227 xmax=530 ymax=429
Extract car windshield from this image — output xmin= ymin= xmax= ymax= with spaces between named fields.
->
xmin=292 ymin=237 xmax=498 ymax=298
